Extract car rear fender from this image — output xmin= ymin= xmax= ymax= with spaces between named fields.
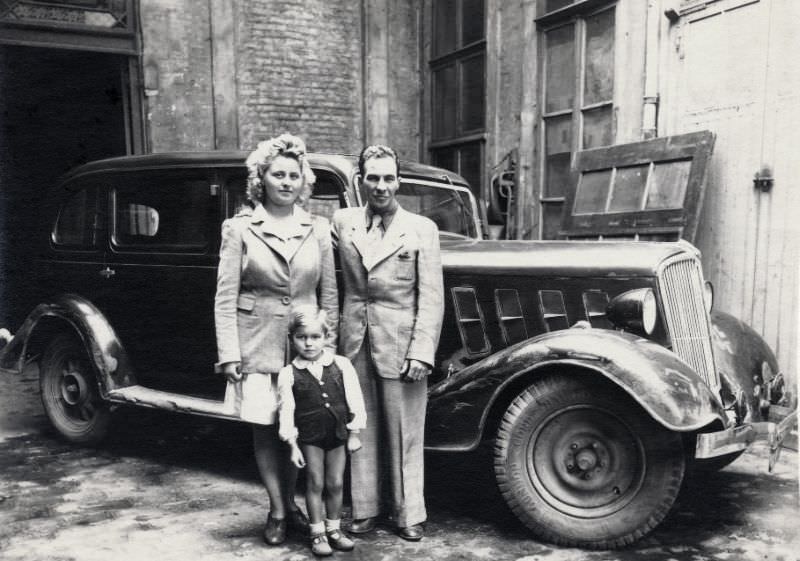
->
xmin=0 ymin=294 xmax=135 ymax=396
xmin=426 ymin=328 xmax=727 ymax=452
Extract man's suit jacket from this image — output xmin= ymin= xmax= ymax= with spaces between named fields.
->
xmin=332 ymin=205 xmax=444 ymax=379
xmin=215 ymin=203 xmax=338 ymax=374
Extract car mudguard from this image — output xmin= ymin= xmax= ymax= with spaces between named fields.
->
xmin=426 ymin=327 xmax=727 ymax=452
xmin=0 ymin=294 xmax=135 ymax=395
xmin=711 ymin=309 xmax=786 ymax=423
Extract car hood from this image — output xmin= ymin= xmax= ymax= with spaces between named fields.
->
xmin=441 ymin=239 xmax=695 ymax=277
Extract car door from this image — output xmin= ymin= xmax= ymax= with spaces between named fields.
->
xmin=103 ymin=168 xmax=224 ymax=399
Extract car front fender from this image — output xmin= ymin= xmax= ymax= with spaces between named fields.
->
xmin=0 ymin=294 xmax=135 ymax=395
xmin=426 ymin=328 xmax=727 ymax=452
xmin=711 ymin=310 xmax=787 ymax=422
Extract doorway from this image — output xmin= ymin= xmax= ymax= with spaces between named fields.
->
xmin=0 ymin=46 xmax=130 ymax=326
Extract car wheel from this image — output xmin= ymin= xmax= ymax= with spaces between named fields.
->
xmin=494 ymin=375 xmax=685 ymax=549
xmin=39 ymin=333 xmax=111 ymax=444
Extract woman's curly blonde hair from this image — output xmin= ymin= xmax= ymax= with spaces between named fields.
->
xmin=245 ymin=133 xmax=316 ymax=206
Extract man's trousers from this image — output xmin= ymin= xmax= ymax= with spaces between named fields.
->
xmin=349 ymin=337 xmax=427 ymax=528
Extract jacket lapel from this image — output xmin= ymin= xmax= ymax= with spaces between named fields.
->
xmin=286 ymin=207 xmax=314 ymax=263
xmin=247 ymin=204 xmax=313 ymax=264
xmin=362 ymin=207 xmax=408 ymax=271
xmin=349 ymin=208 xmax=371 ymax=261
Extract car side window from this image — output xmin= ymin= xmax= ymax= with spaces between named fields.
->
xmin=112 ymin=174 xmax=214 ymax=252
xmin=53 ymin=185 xmax=103 ymax=249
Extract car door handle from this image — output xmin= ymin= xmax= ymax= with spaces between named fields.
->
xmin=99 ymin=266 xmax=116 ymax=279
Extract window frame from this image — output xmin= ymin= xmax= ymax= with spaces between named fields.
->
xmin=426 ymin=0 xmax=487 ymax=199
xmin=535 ymin=0 xmax=617 ymax=240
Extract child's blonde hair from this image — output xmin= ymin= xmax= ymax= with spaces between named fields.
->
xmin=288 ymin=305 xmax=329 ymax=336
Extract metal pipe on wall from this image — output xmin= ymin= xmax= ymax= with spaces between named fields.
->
xmin=642 ymin=0 xmax=662 ymax=139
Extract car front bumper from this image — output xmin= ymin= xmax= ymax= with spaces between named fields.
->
xmin=695 ymin=405 xmax=797 ymax=471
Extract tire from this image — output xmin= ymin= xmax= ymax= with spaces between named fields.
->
xmin=39 ymin=333 xmax=111 ymax=444
xmin=494 ymin=376 xmax=685 ymax=549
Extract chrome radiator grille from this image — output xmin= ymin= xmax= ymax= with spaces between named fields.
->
xmin=657 ymin=255 xmax=719 ymax=391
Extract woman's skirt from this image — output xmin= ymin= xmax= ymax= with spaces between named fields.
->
xmin=224 ymin=372 xmax=278 ymax=425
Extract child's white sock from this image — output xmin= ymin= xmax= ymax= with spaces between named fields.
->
xmin=310 ymin=521 xmax=325 ymax=535
xmin=325 ymin=518 xmax=341 ymax=532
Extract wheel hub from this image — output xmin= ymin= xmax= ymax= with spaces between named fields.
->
xmin=60 ymin=371 xmax=89 ymax=406
xmin=527 ymin=405 xmax=646 ymax=517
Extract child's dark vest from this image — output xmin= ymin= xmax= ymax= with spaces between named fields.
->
xmin=291 ymin=360 xmax=349 ymax=444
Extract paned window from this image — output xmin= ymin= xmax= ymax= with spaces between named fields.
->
xmin=537 ymin=1 xmax=615 ymax=239
xmin=429 ymin=0 xmax=486 ymax=197
xmin=452 ymin=286 xmax=490 ymax=355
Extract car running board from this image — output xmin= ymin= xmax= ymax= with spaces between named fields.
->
xmin=107 ymin=384 xmax=243 ymax=421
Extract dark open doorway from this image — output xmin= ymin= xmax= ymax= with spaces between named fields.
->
xmin=0 ymin=45 xmax=130 ymax=326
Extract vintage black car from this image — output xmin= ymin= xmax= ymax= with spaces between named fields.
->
xmin=0 ymin=150 xmax=793 ymax=549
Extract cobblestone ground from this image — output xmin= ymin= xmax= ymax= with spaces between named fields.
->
xmin=0 ymin=364 xmax=797 ymax=561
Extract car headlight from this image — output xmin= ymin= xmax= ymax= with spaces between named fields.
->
xmin=607 ymin=288 xmax=658 ymax=336
xmin=703 ymin=280 xmax=714 ymax=313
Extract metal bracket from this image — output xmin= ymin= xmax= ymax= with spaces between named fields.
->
xmin=754 ymin=165 xmax=774 ymax=192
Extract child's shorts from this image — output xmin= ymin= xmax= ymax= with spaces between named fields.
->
xmin=297 ymin=410 xmax=347 ymax=451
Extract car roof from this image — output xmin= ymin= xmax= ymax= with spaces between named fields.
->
xmin=58 ymin=151 xmax=471 ymax=188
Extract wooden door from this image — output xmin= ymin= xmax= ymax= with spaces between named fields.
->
xmin=667 ymin=0 xmax=799 ymax=392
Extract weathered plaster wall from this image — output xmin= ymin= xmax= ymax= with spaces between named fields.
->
xmin=386 ymin=1 xmax=421 ymax=161
xmin=140 ymin=0 xmax=215 ymax=151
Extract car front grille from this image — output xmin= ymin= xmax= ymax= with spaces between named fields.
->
xmin=657 ymin=254 xmax=719 ymax=391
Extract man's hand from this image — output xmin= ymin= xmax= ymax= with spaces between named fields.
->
xmin=347 ymin=433 xmax=363 ymax=453
xmin=221 ymin=362 xmax=242 ymax=382
xmin=289 ymin=443 xmax=306 ymax=468
xmin=402 ymin=359 xmax=431 ymax=382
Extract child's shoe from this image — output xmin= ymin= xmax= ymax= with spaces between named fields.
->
xmin=327 ymin=529 xmax=355 ymax=551
xmin=310 ymin=533 xmax=333 ymax=557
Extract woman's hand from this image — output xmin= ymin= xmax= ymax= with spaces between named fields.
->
xmin=221 ymin=362 xmax=242 ymax=382
xmin=347 ymin=433 xmax=363 ymax=453
xmin=289 ymin=444 xmax=306 ymax=468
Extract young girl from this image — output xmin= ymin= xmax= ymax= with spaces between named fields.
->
xmin=277 ymin=305 xmax=366 ymax=556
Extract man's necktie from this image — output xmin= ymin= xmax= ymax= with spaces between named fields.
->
xmin=364 ymin=213 xmax=383 ymax=269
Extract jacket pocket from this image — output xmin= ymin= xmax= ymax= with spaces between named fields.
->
xmin=394 ymin=252 xmax=416 ymax=280
xmin=237 ymin=294 xmax=256 ymax=312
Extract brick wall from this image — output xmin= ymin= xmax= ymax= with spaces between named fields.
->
xmin=140 ymin=0 xmax=216 ymax=152
xmin=236 ymin=0 xmax=363 ymax=154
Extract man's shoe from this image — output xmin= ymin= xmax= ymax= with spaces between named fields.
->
xmin=349 ymin=517 xmax=377 ymax=534
xmin=397 ymin=524 xmax=423 ymax=541
xmin=326 ymin=529 xmax=355 ymax=551
xmin=310 ymin=533 xmax=333 ymax=557
xmin=286 ymin=507 xmax=310 ymax=535
xmin=262 ymin=514 xmax=286 ymax=545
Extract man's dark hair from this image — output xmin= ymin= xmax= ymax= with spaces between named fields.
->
xmin=358 ymin=144 xmax=400 ymax=177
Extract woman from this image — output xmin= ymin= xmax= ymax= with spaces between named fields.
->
xmin=214 ymin=133 xmax=338 ymax=545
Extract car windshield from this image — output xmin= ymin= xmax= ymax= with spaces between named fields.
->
xmin=360 ymin=179 xmax=477 ymax=238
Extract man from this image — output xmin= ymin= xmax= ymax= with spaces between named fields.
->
xmin=331 ymin=145 xmax=444 ymax=541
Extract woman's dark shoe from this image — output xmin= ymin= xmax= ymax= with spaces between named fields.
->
xmin=397 ymin=524 xmax=423 ymax=541
xmin=349 ymin=517 xmax=377 ymax=534
xmin=326 ymin=529 xmax=355 ymax=551
xmin=263 ymin=514 xmax=287 ymax=545
xmin=286 ymin=507 xmax=310 ymax=535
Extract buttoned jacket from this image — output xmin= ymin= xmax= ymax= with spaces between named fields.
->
xmin=332 ymin=205 xmax=444 ymax=379
xmin=215 ymin=203 xmax=338 ymax=374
